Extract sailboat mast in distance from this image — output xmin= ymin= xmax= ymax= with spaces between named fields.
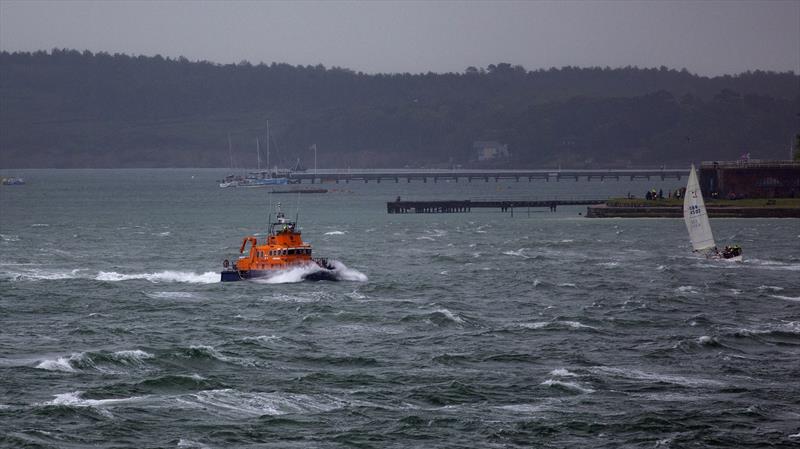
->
xmin=256 ymin=138 xmax=261 ymax=170
xmin=266 ymin=120 xmax=270 ymax=173
xmin=227 ymin=133 xmax=233 ymax=169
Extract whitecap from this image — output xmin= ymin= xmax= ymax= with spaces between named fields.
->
xmin=519 ymin=321 xmax=548 ymax=329
xmin=36 ymin=354 xmax=81 ymax=372
xmin=242 ymin=335 xmax=279 ymax=344
xmin=110 ymin=349 xmax=154 ymax=365
xmin=31 ymin=223 xmax=50 ymax=227
xmin=503 ymin=249 xmax=528 ymax=258
xmin=0 ymin=234 xmax=20 ymax=242
xmin=676 ymin=285 xmax=698 ymax=294
xmin=518 ymin=321 xmax=594 ymax=330
xmin=324 ymin=230 xmax=346 ymax=235
xmin=433 ymin=308 xmax=465 ymax=324
xmin=596 ymin=262 xmax=619 ymax=268
xmin=43 ymin=391 xmax=145 ymax=418
xmin=177 ymin=439 xmax=213 ymax=449
xmin=186 ymin=345 xmax=256 ymax=367
xmin=416 ymin=236 xmax=436 ymax=241
xmin=346 ymin=290 xmax=366 ymax=299
xmin=697 ymin=336 xmax=717 ymax=345
xmin=557 ymin=283 xmax=578 ymax=288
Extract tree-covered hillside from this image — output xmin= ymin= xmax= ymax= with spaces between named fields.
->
xmin=1 ymin=49 xmax=798 ymax=168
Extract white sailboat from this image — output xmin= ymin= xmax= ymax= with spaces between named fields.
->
xmin=683 ymin=164 xmax=742 ymax=261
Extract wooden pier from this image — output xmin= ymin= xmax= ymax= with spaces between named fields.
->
xmin=387 ymin=199 xmax=607 ymax=214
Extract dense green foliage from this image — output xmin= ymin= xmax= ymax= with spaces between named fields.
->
xmin=1 ymin=49 xmax=798 ymax=168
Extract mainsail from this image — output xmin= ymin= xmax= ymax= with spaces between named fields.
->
xmin=683 ymin=164 xmax=716 ymax=252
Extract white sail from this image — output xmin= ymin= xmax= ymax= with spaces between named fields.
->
xmin=683 ymin=164 xmax=716 ymax=252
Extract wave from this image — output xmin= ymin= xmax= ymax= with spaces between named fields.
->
xmin=431 ymin=308 xmax=466 ymax=324
xmin=1 ymin=267 xmax=84 ymax=282
xmin=770 ymin=295 xmax=800 ymax=302
xmin=518 ymin=321 xmax=596 ymax=331
xmin=145 ymin=291 xmax=198 ymax=300
xmin=592 ymin=366 xmax=724 ymax=387
xmin=697 ymin=335 xmax=719 ymax=346
xmin=549 ymin=368 xmax=578 ymax=377
xmin=96 ymin=271 xmax=218 ymax=284
xmin=597 ymin=262 xmax=619 ymax=268
xmin=503 ymin=249 xmax=529 ymax=258
xmin=241 ymin=335 xmax=280 ymax=344
xmin=540 ymin=379 xmax=594 ymax=394
xmin=178 ymin=439 xmax=213 ymax=449
xmin=174 ymin=389 xmax=346 ymax=418
xmin=180 ymin=345 xmax=257 ymax=367
xmin=747 ymin=259 xmax=800 ymax=271
xmin=733 ymin=321 xmax=800 ymax=338
xmin=41 ymin=391 xmax=146 ymax=418
xmin=35 ymin=349 xmax=154 ymax=373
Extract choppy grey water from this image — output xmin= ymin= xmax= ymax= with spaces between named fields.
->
xmin=1 ymin=169 xmax=799 ymax=448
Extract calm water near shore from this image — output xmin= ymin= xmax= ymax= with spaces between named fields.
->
xmin=1 ymin=169 xmax=799 ymax=448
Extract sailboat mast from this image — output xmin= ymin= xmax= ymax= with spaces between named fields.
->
xmin=256 ymin=138 xmax=261 ymax=170
xmin=266 ymin=120 xmax=270 ymax=174
xmin=227 ymin=133 xmax=233 ymax=169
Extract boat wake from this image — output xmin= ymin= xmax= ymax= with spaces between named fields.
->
xmin=1 ymin=267 xmax=219 ymax=284
xmin=96 ymin=271 xmax=219 ymax=284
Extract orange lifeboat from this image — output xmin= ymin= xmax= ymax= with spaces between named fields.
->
xmin=220 ymin=203 xmax=337 ymax=282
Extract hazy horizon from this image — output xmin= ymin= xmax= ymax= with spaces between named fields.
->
xmin=2 ymin=0 xmax=799 ymax=77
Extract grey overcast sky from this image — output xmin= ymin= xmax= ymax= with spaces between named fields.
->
xmin=1 ymin=0 xmax=798 ymax=76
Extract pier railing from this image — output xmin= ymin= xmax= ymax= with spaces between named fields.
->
xmin=387 ymin=197 xmax=608 ymax=213
xmin=289 ymin=168 xmax=687 ymax=184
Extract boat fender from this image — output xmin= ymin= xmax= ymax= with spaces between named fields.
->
xmin=223 ymin=259 xmax=230 ymax=268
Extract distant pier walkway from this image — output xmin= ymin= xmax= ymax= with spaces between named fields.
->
xmin=387 ymin=198 xmax=607 ymax=214
xmin=291 ymin=168 xmax=686 ymax=184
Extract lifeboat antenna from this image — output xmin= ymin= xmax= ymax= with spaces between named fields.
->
xmin=266 ymin=192 xmax=273 ymax=230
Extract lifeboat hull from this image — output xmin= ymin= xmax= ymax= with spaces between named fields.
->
xmin=220 ymin=267 xmax=339 ymax=282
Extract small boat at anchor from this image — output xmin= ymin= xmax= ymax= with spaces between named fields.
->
xmin=220 ymin=203 xmax=340 ymax=282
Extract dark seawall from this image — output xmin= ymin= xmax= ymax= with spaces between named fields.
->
xmin=586 ymin=204 xmax=800 ymax=218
